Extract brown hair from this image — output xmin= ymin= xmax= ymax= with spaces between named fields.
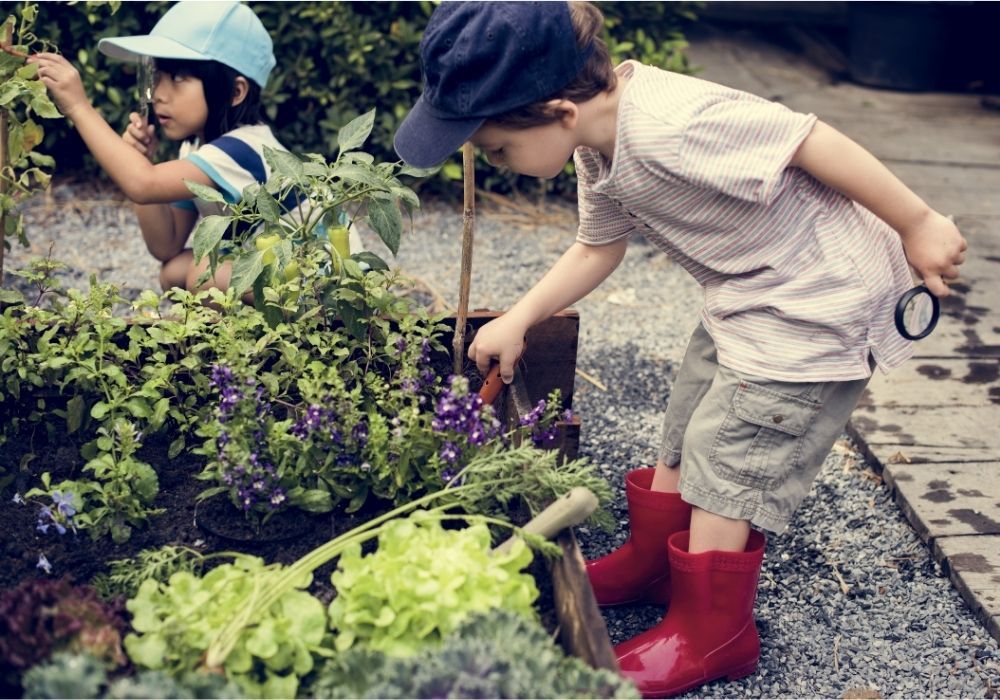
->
xmin=490 ymin=2 xmax=616 ymax=129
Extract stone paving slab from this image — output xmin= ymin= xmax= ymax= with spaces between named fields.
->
xmin=687 ymin=23 xmax=1000 ymax=643
xmin=933 ymin=536 xmax=1000 ymax=642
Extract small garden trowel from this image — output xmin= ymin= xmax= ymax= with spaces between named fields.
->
xmin=137 ymin=55 xmax=154 ymax=122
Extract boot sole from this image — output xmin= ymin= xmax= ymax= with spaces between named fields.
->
xmin=636 ymin=660 xmax=758 ymax=698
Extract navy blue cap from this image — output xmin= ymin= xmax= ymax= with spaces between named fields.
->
xmin=394 ymin=1 xmax=594 ymax=168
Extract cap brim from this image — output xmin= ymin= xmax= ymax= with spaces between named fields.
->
xmin=393 ymin=95 xmax=484 ymax=169
xmin=98 ymin=35 xmax=210 ymax=63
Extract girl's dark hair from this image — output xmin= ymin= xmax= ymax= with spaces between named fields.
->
xmin=154 ymin=58 xmax=264 ymax=143
xmin=490 ymin=1 xmax=616 ymax=129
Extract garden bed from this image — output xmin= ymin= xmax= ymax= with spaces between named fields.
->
xmin=1 ymin=307 xmax=619 ymax=695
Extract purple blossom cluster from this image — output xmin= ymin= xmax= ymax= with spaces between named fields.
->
xmin=35 ymin=491 xmax=77 ymax=536
xmin=520 ymin=400 xmax=575 ymax=448
xmin=210 ymin=363 xmax=286 ymax=513
xmin=289 ymin=398 xmax=370 ymax=470
xmin=397 ymin=338 xmax=436 ymax=399
xmin=432 ymin=376 xmax=502 ymax=465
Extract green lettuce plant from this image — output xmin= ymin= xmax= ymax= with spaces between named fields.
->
xmin=328 ymin=513 xmax=538 ymax=657
xmin=123 ymin=555 xmax=327 ymax=699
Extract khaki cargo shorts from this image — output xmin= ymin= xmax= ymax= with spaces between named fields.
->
xmin=659 ymin=323 xmax=872 ymax=533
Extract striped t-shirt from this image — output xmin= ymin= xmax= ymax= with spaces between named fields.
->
xmin=576 ymin=61 xmax=913 ymax=382
xmin=175 ymin=124 xmax=362 ymax=251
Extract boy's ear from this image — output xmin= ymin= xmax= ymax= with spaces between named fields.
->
xmin=231 ymin=76 xmax=250 ymax=108
xmin=543 ymin=99 xmax=579 ymax=127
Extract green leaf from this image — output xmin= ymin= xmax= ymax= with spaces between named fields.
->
xmin=67 ymin=395 xmax=85 ymax=434
xmin=228 ymin=250 xmax=265 ymax=300
xmin=337 ymin=109 xmax=376 ymax=153
xmin=264 ymin=146 xmax=304 ymax=179
xmin=366 ymin=199 xmax=402 ymax=256
xmin=295 ymin=489 xmax=333 ymax=513
xmin=168 ymin=436 xmax=186 ymax=459
xmin=29 ymin=95 xmax=62 ymax=119
xmin=256 ymin=188 xmax=281 ymax=223
xmin=125 ymin=397 xmax=152 ymax=419
xmin=351 ymin=251 xmax=390 ymax=271
xmin=90 ymin=401 xmax=110 ymax=420
xmin=184 ymin=180 xmax=226 ymax=204
xmin=192 ymin=215 xmax=232 ymax=262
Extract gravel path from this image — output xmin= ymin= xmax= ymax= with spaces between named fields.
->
xmin=6 ymin=187 xmax=999 ymax=698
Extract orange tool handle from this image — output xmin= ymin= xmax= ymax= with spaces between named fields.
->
xmin=478 ymin=363 xmax=505 ymax=405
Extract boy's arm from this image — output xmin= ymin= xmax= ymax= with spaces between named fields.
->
xmin=790 ymin=120 xmax=966 ymax=296
xmin=30 ymin=53 xmax=214 ymax=204
xmin=469 ymin=239 xmax=628 ymax=382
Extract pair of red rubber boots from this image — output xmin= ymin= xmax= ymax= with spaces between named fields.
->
xmin=586 ymin=468 xmax=766 ymax=698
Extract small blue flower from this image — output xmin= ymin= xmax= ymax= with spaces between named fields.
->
xmin=36 ymin=554 xmax=52 ymax=574
xmin=12 ymin=493 xmax=24 ymax=505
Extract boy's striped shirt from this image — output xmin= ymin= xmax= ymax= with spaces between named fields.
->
xmin=575 ymin=61 xmax=913 ymax=382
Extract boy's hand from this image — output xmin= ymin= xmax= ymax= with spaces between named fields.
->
xmin=899 ymin=211 xmax=967 ymax=297
xmin=27 ymin=53 xmax=89 ymax=118
xmin=123 ymin=112 xmax=157 ymax=160
xmin=468 ymin=315 xmax=528 ymax=384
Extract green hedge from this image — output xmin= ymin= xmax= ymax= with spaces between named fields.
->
xmin=17 ymin=1 xmax=698 ymax=194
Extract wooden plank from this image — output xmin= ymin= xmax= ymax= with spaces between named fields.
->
xmin=857 ymin=358 xmax=1000 ymax=410
xmin=849 ymin=405 xmax=999 ymax=464
xmin=549 ymin=528 xmax=620 ymax=672
xmin=933 ymin=535 xmax=1000 ymax=642
xmin=882 ymin=462 xmax=1000 ymax=541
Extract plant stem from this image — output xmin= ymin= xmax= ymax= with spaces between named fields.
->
xmin=453 ymin=143 xmax=476 ymax=375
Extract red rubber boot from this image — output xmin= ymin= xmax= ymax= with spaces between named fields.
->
xmin=615 ymin=529 xmax=767 ymax=698
xmin=585 ymin=468 xmax=692 ymax=606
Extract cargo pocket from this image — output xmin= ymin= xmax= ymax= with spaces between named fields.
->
xmin=709 ymin=380 xmax=821 ymax=490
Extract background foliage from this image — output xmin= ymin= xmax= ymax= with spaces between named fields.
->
xmin=2 ymin=0 xmax=697 ymax=194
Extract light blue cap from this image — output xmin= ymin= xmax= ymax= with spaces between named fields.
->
xmin=97 ymin=1 xmax=275 ymax=88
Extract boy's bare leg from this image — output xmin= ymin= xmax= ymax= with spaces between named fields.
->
xmin=651 ymin=458 xmax=681 ymax=492
xmin=186 ymin=255 xmax=233 ymax=293
xmin=651 ymin=459 xmax=750 ymax=551
xmin=689 ymin=507 xmax=751 ymax=553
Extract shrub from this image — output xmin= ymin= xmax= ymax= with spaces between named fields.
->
xmin=25 ymin=1 xmax=698 ymax=194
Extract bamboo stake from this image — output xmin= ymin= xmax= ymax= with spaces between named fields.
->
xmin=0 ymin=24 xmax=9 ymax=286
xmin=452 ymin=142 xmax=476 ymax=375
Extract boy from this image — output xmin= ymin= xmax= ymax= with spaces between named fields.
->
xmin=394 ymin=3 xmax=967 ymax=696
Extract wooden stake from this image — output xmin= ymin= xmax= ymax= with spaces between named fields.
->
xmin=452 ymin=142 xmax=475 ymax=375
xmin=0 ymin=24 xmax=9 ymax=286
xmin=0 ymin=107 xmax=7 ymax=287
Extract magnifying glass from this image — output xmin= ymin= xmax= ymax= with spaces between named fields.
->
xmin=137 ymin=55 xmax=154 ymax=123
xmin=894 ymin=284 xmax=940 ymax=340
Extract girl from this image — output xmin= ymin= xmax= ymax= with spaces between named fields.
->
xmin=30 ymin=1 xmax=351 ymax=293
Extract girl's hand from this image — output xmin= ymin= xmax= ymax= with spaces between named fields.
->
xmin=27 ymin=52 xmax=89 ymax=118
xmin=123 ymin=112 xmax=157 ymax=160
xmin=468 ymin=315 xmax=528 ymax=384
xmin=899 ymin=211 xmax=968 ymax=297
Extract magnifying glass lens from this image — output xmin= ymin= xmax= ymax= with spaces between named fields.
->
xmin=901 ymin=293 xmax=935 ymax=338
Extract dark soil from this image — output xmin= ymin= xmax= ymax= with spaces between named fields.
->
xmin=0 ymin=410 xmax=557 ymax=620
xmin=0 ymin=421 xmax=387 ymax=602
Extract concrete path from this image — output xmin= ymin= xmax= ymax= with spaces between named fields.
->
xmin=686 ymin=23 xmax=1000 ymax=642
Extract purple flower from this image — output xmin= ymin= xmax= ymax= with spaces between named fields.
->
xmin=440 ymin=441 xmax=460 ymax=464
xmin=12 ymin=493 xmax=24 ymax=505
xmin=36 ymin=554 xmax=52 ymax=574
xmin=52 ymin=491 xmax=75 ymax=518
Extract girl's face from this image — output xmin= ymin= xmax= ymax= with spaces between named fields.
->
xmin=152 ymin=69 xmax=209 ymax=142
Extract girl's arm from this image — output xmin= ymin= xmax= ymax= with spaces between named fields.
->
xmin=29 ymin=52 xmax=214 ymax=204
xmin=469 ymin=238 xmax=628 ymax=382
xmin=120 ymin=113 xmax=199 ymax=260
xmin=790 ymin=120 xmax=967 ymax=297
